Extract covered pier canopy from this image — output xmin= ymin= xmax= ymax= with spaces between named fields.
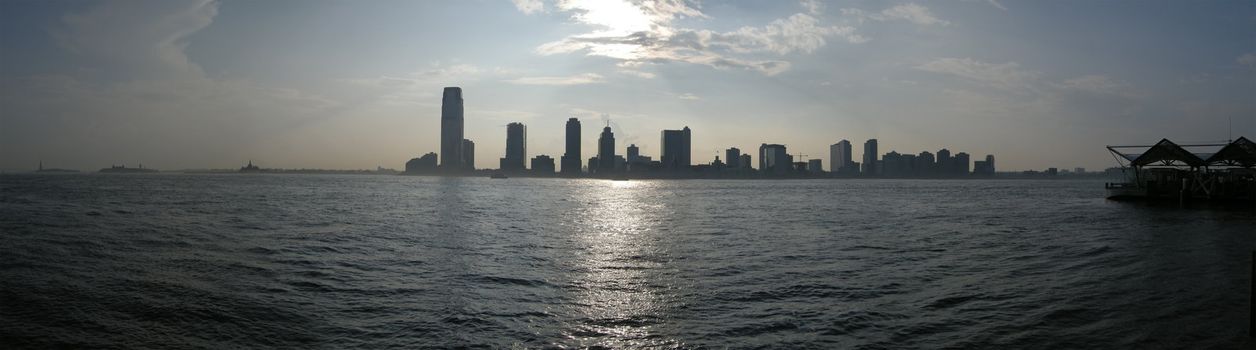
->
xmin=1204 ymin=136 xmax=1256 ymax=167
xmin=1108 ymin=137 xmax=1254 ymax=169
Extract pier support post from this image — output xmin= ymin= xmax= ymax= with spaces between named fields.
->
xmin=1250 ymin=250 xmax=1254 ymax=338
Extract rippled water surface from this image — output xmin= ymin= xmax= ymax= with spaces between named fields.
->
xmin=1 ymin=174 xmax=1253 ymax=349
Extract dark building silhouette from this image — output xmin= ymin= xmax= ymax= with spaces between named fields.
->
xmin=531 ymin=155 xmax=555 ymax=174
xmin=726 ymin=147 xmax=741 ymax=169
xmin=882 ymin=151 xmax=903 ymax=177
xmin=936 ymin=148 xmax=952 ymax=176
xmin=561 ymin=118 xmax=581 ymax=175
xmin=440 ymin=87 xmax=463 ymax=170
xmin=916 ymin=151 xmax=935 ymax=175
xmin=406 ymin=152 xmax=438 ymax=173
xmin=831 ymin=140 xmax=854 ymax=174
xmin=862 ymin=139 xmax=878 ymax=176
xmin=807 ymin=159 xmax=823 ymax=173
xmin=974 ymin=154 xmax=996 ymax=175
xmin=739 ymin=154 xmax=752 ymax=170
xmin=597 ymin=126 xmax=616 ymax=173
xmin=954 ymin=152 xmax=971 ymax=175
xmin=627 ymin=144 xmax=640 ymax=164
xmin=461 ymin=139 xmax=475 ymax=170
xmin=660 ymin=127 xmax=691 ymax=171
xmin=500 ymin=122 xmax=527 ymax=171
xmin=759 ymin=143 xmax=789 ymax=175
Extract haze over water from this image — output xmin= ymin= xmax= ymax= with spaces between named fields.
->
xmin=2 ymin=174 xmax=1252 ymax=348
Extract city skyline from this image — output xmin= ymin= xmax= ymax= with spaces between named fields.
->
xmin=1 ymin=1 xmax=1254 ymax=172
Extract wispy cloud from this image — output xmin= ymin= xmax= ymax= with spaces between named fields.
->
xmin=800 ymin=0 xmax=823 ymax=15
xmin=842 ymin=3 xmax=950 ymax=26
xmin=53 ymin=0 xmax=218 ymax=79
xmin=510 ymin=0 xmax=544 ymax=14
xmin=1238 ymin=53 xmax=1256 ymax=69
xmin=915 ymin=57 xmax=1040 ymax=89
xmin=677 ymin=93 xmax=700 ymax=100
xmin=505 ymin=73 xmax=605 ymax=85
xmin=1054 ymin=75 xmax=1141 ymax=98
xmin=618 ymin=70 xmax=656 ymax=79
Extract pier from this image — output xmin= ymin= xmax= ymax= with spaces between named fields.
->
xmin=1105 ymin=137 xmax=1255 ymax=203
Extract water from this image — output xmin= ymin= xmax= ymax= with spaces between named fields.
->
xmin=1 ymin=174 xmax=1253 ymax=349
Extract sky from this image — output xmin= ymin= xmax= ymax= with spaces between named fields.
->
xmin=1 ymin=0 xmax=1253 ymax=172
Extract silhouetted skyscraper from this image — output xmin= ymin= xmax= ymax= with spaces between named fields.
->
xmin=660 ymin=127 xmax=691 ymax=171
xmin=739 ymin=154 xmax=752 ymax=170
xmin=807 ymin=159 xmax=823 ymax=173
xmin=440 ymin=87 xmax=463 ymax=170
xmin=831 ymin=140 xmax=852 ymax=174
xmin=627 ymin=144 xmax=640 ymax=164
xmin=759 ymin=143 xmax=789 ymax=175
xmin=597 ymin=126 xmax=615 ymax=173
xmin=461 ymin=139 xmax=475 ymax=170
xmin=500 ymin=122 xmax=526 ymax=171
xmin=862 ymin=139 xmax=878 ymax=176
xmin=561 ymin=118 xmax=581 ymax=175
xmin=726 ymin=147 xmax=741 ymax=169
xmin=936 ymin=148 xmax=952 ymax=176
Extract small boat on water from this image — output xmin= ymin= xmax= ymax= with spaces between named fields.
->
xmin=489 ymin=173 xmax=508 ymax=179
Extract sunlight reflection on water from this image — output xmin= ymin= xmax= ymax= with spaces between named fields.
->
xmin=566 ymin=180 xmax=679 ymax=347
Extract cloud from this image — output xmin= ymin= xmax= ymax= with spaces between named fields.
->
xmin=505 ymin=73 xmax=605 ymax=85
xmin=842 ymin=3 xmax=949 ymax=26
xmin=511 ymin=0 xmax=544 ymax=14
xmin=53 ymin=0 xmax=219 ymax=79
xmin=1055 ymin=75 xmax=1140 ymax=98
xmin=800 ymin=0 xmax=823 ymax=15
xmin=619 ymin=70 xmax=656 ymax=79
xmin=677 ymin=93 xmax=700 ymax=100
xmin=915 ymin=57 xmax=1041 ymax=89
xmin=1239 ymin=53 xmax=1256 ymax=69
xmin=526 ymin=0 xmax=861 ymax=75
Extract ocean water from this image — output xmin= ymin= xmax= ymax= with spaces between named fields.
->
xmin=1 ymin=174 xmax=1253 ymax=349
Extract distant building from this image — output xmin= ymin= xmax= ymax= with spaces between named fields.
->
xmin=597 ymin=126 xmax=616 ymax=173
xmin=660 ymin=127 xmax=692 ymax=171
xmin=901 ymin=153 xmax=917 ymax=177
xmin=862 ymin=139 xmax=878 ymax=176
xmin=561 ymin=118 xmax=581 ymax=175
xmin=531 ymin=155 xmax=555 ymax=174
xmin=1074 ymin=167 xmax=1086 ymax=174
xmin=936 ymin=148 xmax=952 ymax=176
xmin=831 ymin=140 xmax=853 ymax=174
xmin=915 ymin=151 xmax=935 ymax=176
xmin=627 ymin=144 xmax=640 ymax=163
xmin=759 ymin=144 xmax=790 ymax=175
xmin=882 ymin=151 xmax=903 ymax=177
xmin=461 ymin=139 xmax=475 ymax=170
xmin=440 ymin=87 xmax=464 ymax=170
xmin=973 ymin=155 xmax=996 ymax=175
xmin=500 ymin=122 xmax=527 ymax=171
xmin=739 ymin=154 xmax=752 ymax=170
xmin=405 ymin=152 xmax=438 ymax=173
xmin=726 ymin=147 xmax=741 ymax=169
xmin=954 ymin=152 xmax=970 ymax=175
xmin=613 ymin=155 xmax=627 ymax=172
xmin=807 ymin=159 xmax=823 ymax=173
